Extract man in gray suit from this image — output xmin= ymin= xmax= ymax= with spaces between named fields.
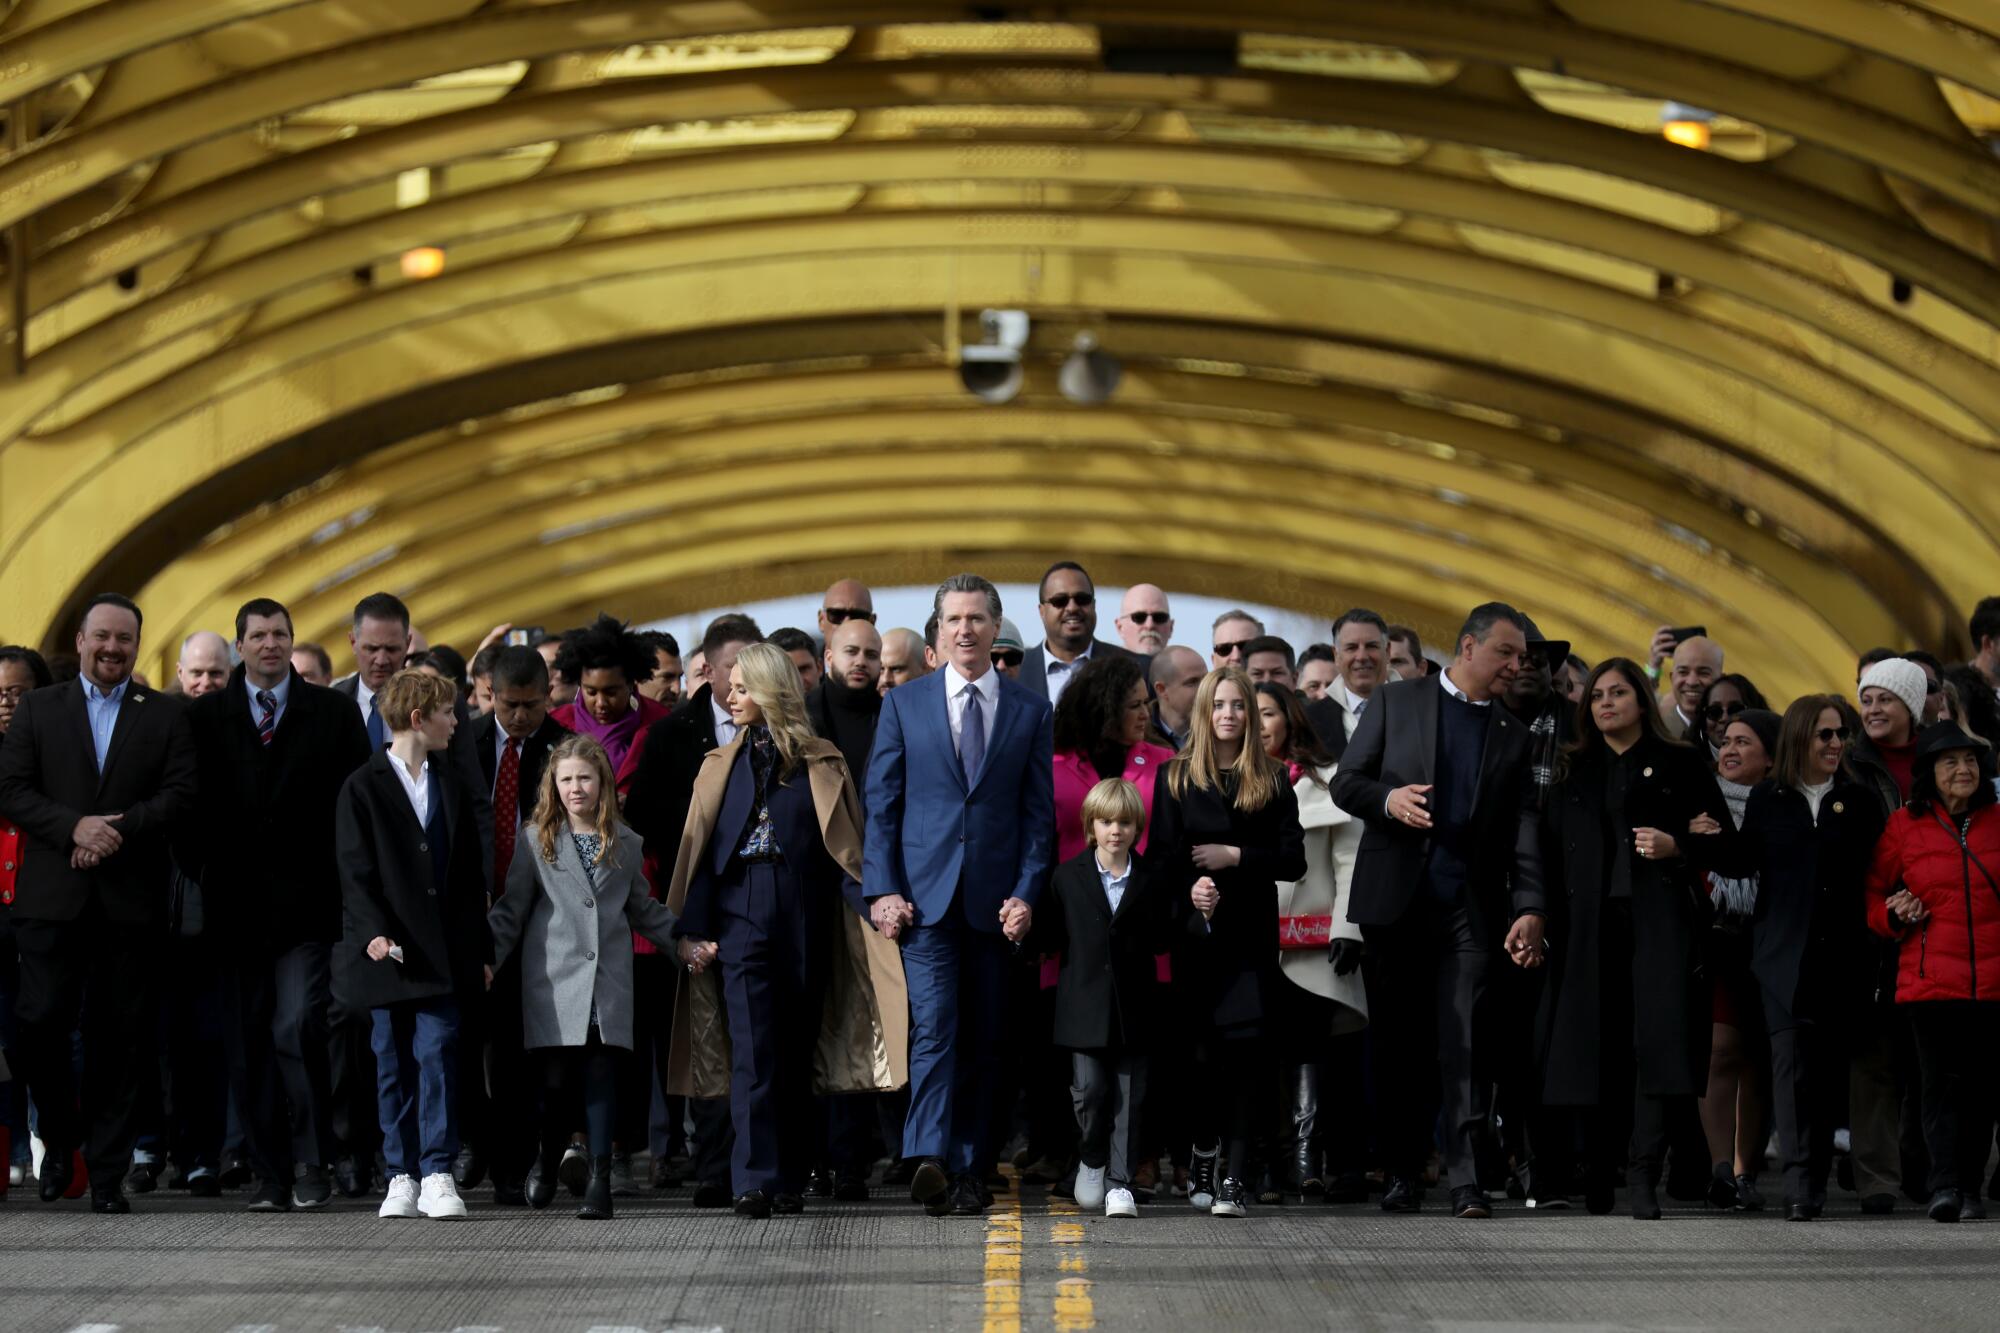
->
xmin=1017 ymin=562 xmax=1139 ymax=708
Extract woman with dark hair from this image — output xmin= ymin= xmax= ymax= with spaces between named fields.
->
xmin=1696 ymin=674 xmax=1771 ymax=756
xmin=1697 ymin=696 xmax=1885 ymax=1220
xmin=1053 ymin=656 xmax=1175 ymax=863
xmin=1537 ymin=657 xmax=1733 ymax=1218
xmin=551 ymin=614 xmax=668 ymax=796
xmin=411 ymin=644 xmax=469 ymax=694
xmin=0 ymin=645 xmax=54 ymax=1187
xmin=1865 ymin=721 xmax=2000 ymax=1222
xmin=1254 ymin=683 xmax=1366 ymax=1203
xmin=1697 ymin=706 xmax=1781 ymax=1213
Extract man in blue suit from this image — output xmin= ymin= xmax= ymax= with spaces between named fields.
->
xmin=864 ymin=573 xmax=1054 ymax=1216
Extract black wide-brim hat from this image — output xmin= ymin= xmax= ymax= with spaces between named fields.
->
xmin=1914 ymin=719 xmax=1992 ymax=763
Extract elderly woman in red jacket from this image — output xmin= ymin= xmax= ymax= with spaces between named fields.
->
xmin=1865 ymin=720 xmax=2000 ymax=1224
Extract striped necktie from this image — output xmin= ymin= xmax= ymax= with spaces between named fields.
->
xmin=256 ymin=690 xmax=277 ymax=746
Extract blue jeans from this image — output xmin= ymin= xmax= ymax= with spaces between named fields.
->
xmin=369 ymin=998 xmax=460 ymax=1180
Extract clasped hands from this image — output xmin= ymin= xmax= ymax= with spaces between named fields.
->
xmin=70 ymin=812 xmax=124 ymax=869
xmin=866 ymin=893 xmax=1032 ymax=942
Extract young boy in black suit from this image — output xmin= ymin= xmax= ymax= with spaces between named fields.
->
xmin=1038 ymin=778 xmax=1169 ymax=1218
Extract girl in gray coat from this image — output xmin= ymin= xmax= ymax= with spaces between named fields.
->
xmin=489 ymin=734 xmax=697 ymax=1219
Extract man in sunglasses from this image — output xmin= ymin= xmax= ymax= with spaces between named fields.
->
xmin=1114 ymin=584 xmax=1174 ymax=656
xmin=1019 ymin=562 xmax=1137 ymax=707
xmin=991 ymin=619 xmax=1027 ymax=682
xmin=1210 ymin=610 xmax=1265 ymax=672
xmin=816 ymin=579 xmax=877 ymax=640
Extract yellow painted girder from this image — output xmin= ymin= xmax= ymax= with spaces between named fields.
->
xmin=1691 ymin=0 xmax=2000 ymax=103
xmin=28 ymin=134 xmax=1996 ymax=447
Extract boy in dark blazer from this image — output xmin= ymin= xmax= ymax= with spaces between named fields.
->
xmin=1037 ymin=778 xmax=1168 ymax=1219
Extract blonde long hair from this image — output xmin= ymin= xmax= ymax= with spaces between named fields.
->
xmin=730 ymin=641 xmax=820 ymax=778
xmin=1164 ymin=667 xmax=1284 ymax=812
xmin=531 ymin=734 xmax=623 ymax=868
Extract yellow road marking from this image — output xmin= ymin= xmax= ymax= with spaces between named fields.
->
xmin=1047 ymin=1191 xmax=1096 ymax=1331
xmin=983 ymin=1170 xmax=1024 ymax=1333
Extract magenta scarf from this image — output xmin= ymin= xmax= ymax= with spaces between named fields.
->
xmin=569 ymin=698 xmax=646 ymax=773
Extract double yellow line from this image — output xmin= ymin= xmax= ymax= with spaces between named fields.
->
xmin=983 ymin=1172 xmax=1097 ymax=1332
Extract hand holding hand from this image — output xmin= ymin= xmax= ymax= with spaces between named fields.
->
xmin=366 ymin=935 xmax=397 ymax=963
xmin=870 ymin=893 xmax=915 ymax=940
xmin=999 ymin=897 xmax=1032 ymax=943
xmin=1634 ymin=827 xmax=1679 ymax=861
xmin=1886 ymin=890 xmax=1929 ymax=925
xmin=1387 ymin=785 xmax=1433 ymax=830
xmin=1190 ymin=876 xmax=1220 ymax=920
xmin=72 ymin=813 xmax=124 ymax=857
xmin=1687 ymin=812 xmax=1722 ymax=837
xmin=1190 ymin=844 xmax=1241 ymax=872
xmin=1504 ymin=914 xmax=1547 ymax=969
xmin=678 ymin=937 xmax=719 ymax=972
xmin=1329 ymin=936 xmax=1365 ymax=977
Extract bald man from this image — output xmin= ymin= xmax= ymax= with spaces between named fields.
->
xmin=818 ymin=579 xmax=877 ymax=639
xmin=1656 ymin=632 xmax=1723 ymax=740
xmin=879 ymin=627 xmax=930 ymax=696
xmin=1115 ymin=584 xmax=1173 ymax=656
xmin=177 ymin=632 xmax=233 ymax=698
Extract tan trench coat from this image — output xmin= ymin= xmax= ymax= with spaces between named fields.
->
xmin=662 ymin=733 xmax=909 ymax=1098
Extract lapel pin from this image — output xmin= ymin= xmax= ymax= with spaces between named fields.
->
xmin=1833 ymin=801 xmax=1845 ymax=814
xmin=1642 ymin=766 xmax=1654 ymax=778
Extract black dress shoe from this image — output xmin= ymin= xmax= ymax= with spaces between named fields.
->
xmin=492 ymin=1180 xmax=527 ymax=1206
xmin=833 ymin=1171 xmax=870 ymax=1202
xmin=577 ymin=1156 xmax=614 ymax=1220
xmin=1929 ymin=1188 xmax=1963 ymax=1223
xmin=332 ymin=1155 xmax=369 ymax=1198
xmin=453 ymin=1145 xmax=486 ymax=1191
xmin=734 ymin=1190 xmax=772 ymax=1219
xmin=950 ymin=1173 xmax=987 ymax=1216
xmin=247 ymin=1179 xmax=292 ymax=1213
xmin=127 ymin=1160 xmax=161 ymax=1194
xmin=805 ymin=1168 xmax=836 ymax=1199
xmin=528 ymin=1150 xmax=562 ymax=1210
xmin=1380 ymin=1176 xmax=1423 ymax=1213
xmin=186 ymin=1172 xmax=222 ymax=1198
xmin=91 ymin=1184 xmax=131 ymax=1214
xmin=910 ymin=1157 xmax=949 ymax=1208
xmin=882 ymin=1157 xmax=917 ymax=1187
xmin=690 ymin=1179 xmax=731 ymax=1208
xmin=1451 ymin=1186 xmax=1492 ymax=1219
xmin=39 ymin=1153 xmax=73 ymax=1203
xmin=1786 ymin=1201 xmax=1814 ymax=1221
xmin=1964 ymin=1196 xmax=1987 ymax=1221
xmin=218 ymin=1151 xmax=253 ymax=1191
xmin=772 ymin=1192 xmax=806 ymax=1215
xmin=1629 ymin=1181 xmax=1662 ymax=1221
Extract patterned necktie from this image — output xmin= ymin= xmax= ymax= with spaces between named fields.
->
xmin=366 ymin=698 xmax=386 ymax=750
xmin=959 ymin=684 xmax=986 ymax=787
xmin=256 ymin=690 xmax=277 ymax=746
xmin=492 ymin=738 xmax=521 ymax=891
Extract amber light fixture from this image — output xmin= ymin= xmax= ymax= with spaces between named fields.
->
xmin=400 ymin=245 xmax=446 ymax=280
xmin=1660 ymin=101 xmax=1715 ymax=150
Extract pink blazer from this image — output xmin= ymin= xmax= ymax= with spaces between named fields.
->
xmin=1052 ymin=742 xmax=1176 ymax=864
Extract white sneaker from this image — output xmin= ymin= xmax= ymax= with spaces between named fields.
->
xmin=1074 ymin=1163 xmax=1107 ymax=1210
xmin=1104 ymin=1187 xmax=1138 ymax=1219
xmin=419 ymin=1172 xmax=467 ymax=1219
xmin=7 ymin=1164 xmax=24 ymax=1188
xmin=379 ymin=1173 xmax=420 ymax=1218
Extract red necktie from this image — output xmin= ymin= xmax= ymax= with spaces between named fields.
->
xmin=493 ymin=738 xmax=521 ymax=895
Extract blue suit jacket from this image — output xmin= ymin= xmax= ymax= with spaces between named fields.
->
xmin=863 ymin=667 xmax=1055 ymax=931
xmin=681 ymin=743 xmax=852 ymax=941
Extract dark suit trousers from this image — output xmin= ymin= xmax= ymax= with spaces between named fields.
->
xmin=327 ymin=945 xmax=382 ymax=1166
xmin=1909 ymin=1002 xmax=2000 ymax=1198
xmin=1765 ymin=1007 xmax=1841 ymax=1207
xmin=901 ymin=904 xmax=1010 ymax=1174
xmin=223 ymin=940 xmax=337 ymax=1181
xmin=138 ymin=934 xmax=227 ymax=1175
xmin=483 ymin=959 xmax=536 ymax=1187
xmin=715 ymin=859 xmax=821 ymax=1195
xmin=1361 ymin=899 xmax=1491 ymax=1191
xmin=11 ymin=911 xmax=157 ymax=1181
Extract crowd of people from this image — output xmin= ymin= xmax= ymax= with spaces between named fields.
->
xmin=4 ymin=572 xmax=2000 ymax=1231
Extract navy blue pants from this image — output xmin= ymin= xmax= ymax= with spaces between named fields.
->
xmin=714 ymin=859 xmax=822 ymax=1196
xmin=901 ymin=904 xmax=1010 ymax=1175
xmin=369 ymin=997 xmax=460 ymax=1181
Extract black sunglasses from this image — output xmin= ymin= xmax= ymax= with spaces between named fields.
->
xmin=1926 ymin=679 xmax=1943 ymax=695
xmin=823 ymin=606 xmax=876 ymax=625
xmin=1213 ymin=638 xmax=1255 ymax=658
xmin=992 ymin=649 xmax=1024 ymax=668
xmin=1815 ymin=726 xmax=1852 ymax=743
xmin=1125 ymin=610 xmax=1169 ymax=625
xmin=1703 ymin=700 xmax=1747 ymax=723
xmin=1044 ymin=592 xmax=1095 ymax=610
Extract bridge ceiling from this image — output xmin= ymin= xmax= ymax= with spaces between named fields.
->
xmin=0 ymin=1 xmax=1994 ymax=687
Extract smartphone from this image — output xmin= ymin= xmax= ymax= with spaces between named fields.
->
xmin=505 ymin=627 xmax=547 ymax=648
xmin=1666 ymin=625 xmax=1707 ymax=647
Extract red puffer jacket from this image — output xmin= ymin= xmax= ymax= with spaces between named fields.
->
xmin=1865 ymin=803 xmax=2000 ymax=1003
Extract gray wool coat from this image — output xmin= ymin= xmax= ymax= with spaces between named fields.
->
xmin=488 ymin=822 xmax=677 ymax=1050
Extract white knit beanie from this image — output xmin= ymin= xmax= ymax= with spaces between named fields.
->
xmin=1858 ymin=657 xmax=1927 ymax=726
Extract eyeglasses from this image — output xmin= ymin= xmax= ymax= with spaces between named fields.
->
xmin=1213 ymin=638 xmax=1255 ymax=658
xmin=1043 ymin=593 xmax=1095 ymax=610
xmin=1702 ymin=700 xmax=1747 ymax=723
xmin=1125 ymin=610 xmax=1169 ymax=625
xmin=823 ymin=607 xmax=876 ymax=625
xmin=1815 ymin=726 xmax=1852 ymax=743
xmin=992 ymin=650 xmax=1024 ymax=668
xmin=1926 ymin=679 xmax=1943 ymax=695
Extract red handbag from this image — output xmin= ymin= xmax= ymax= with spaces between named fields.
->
xmin=1278 ymin=915 xmax=1335 ymax=950
xmin=0 ymin=817 xmax=19 ymax=906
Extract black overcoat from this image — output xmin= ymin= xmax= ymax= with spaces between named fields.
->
xmin=1035 ymin=848 xmax=1175 ymax=1050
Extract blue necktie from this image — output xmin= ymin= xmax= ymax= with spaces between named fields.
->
xmin=959 ymin=684 xmax=985 ymax=787
xmin=366 ymin=699 xmax=386 ymax=750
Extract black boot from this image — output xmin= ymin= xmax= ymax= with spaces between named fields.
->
xmin=1287 ymin=1064 xmax=1322 ymax=1200
xmin=1629 ymin=1171 xmax=1662 ymax=1221
xmin=577 ymin=1156 xmax=613 ymax=1220
xmin=527 ymin=1141 xmax=562 ymax=1210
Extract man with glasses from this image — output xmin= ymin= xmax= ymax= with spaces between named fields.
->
xmin=992 ymin=619 xmax=1027 ymax=681
xmin=1114 ymin=584 xmax=1174 ymax=656
xmin=1210 ymin=610 xmax=1265 ymax=671
xmin=1020 ymin=562 xmax=1134 ymax=707
xmin=817 ymin=579 xmax=877 ymax=639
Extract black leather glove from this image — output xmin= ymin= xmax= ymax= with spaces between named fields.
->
xmin=1329 ymin=937 xmax=1365 ymax=977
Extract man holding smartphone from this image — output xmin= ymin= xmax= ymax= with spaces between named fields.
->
xmin=1647 ymin=626 xmax=1723 ymax=742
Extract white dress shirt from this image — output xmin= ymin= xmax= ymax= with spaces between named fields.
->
xmin=1328 ymin=675 xmax=1372 ymax=739
xmin=1043 ymin=642 xmax=1095 ymax=709
xmin=390 ymin=755 xmax=432 ymax=825
xmin=1095 ymin=851 xmax=1132 ymax=914
xmin=945 ymin=661 xmax=1000 ymax=757
xmin=1439 ymin=667 xmax=1490 ymax=706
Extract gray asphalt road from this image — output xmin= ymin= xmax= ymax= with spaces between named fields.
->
xmin=4 ymin=1179 xmax=1994 ymax=1331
